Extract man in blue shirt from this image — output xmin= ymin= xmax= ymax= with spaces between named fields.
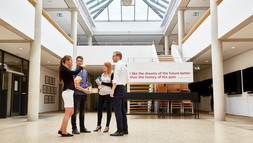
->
xmin=71 ymin=56 xmax=91 ymax=134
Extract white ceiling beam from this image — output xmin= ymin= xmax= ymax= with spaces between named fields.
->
xmin=178 ymin=7 xmax=209 ymax=10
xmin=93 ymin=33 xmax=163 ymax=36
xmin=43 ymin=8 xmax=77 ymax=11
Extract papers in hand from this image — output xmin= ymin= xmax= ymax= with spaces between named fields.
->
xmin=74 ymin=76 xmax=82 ymax=87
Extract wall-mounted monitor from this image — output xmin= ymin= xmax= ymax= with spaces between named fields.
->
xmin=242 ymin=67 xmax=253 ymax=93
xmin=224 ymin=70 xmax=242 ymax=95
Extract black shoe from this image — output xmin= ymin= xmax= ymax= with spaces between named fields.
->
xmin=58 ymin=130 xmax=62 ymax=135
xmin=93 ymin=126 xmax=102 ymax=132
xmin=72 ymin=129 xmax=80 ymax=134
xmin=123 ymin=130 xmax=128 ymax=135
xmin=103 ymin=127 xmax=109 ymax=133
xmin=110 ymin=131 xmax=124 ymax=136
xmin=61 ymin=133 xmax=74 ymax=137
xmin=80 ymin=128 xmax=91 ymax=133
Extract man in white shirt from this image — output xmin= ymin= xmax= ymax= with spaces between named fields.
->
xmin=110 ymin=51 xmax=128 ymax=136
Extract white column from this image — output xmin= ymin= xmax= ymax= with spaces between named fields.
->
xmin=27 ymin=0 xmax=42 ymax=121
xmin=210 ymin=0 xmax=226 ymax=121
xmin=88 ymin=36 xmax=92 ymax=46
xmin=71 ymin=10 xmax=78 ymax=68
xmin=164 ymin=35 xmax=169 ymax=55
xmin=178 ymin=9 xmax=185 ymax=57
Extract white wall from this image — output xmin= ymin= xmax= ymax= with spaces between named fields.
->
xmin=94 ymin=22 xmax=163 ymax=34
xmin=39 ymin=66 xmax=59 ymax=113
xmin=182 ymin=17 xmax=211 ymax=59
xmin=0 ymin=0 xmax=35 ymax=39
xmin=182 ymin=0 xmax=253 ymax=60
xmin=77 ymin=45 xmax=158 ymax=65
xmin=0 ymin=0 xmax=73 ymax=58
xmin=41 ymin=17 xmax=73 ymax=58
xmin=218 ymin=0 xmax=253 ymax=38
xmin=195 ymin=49 xmax=253 ymax=116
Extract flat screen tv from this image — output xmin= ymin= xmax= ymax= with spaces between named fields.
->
xmin=243 ymin=67 xmax=253 ymax=93
xmin=224 ymin=70 xmax=242 ymax=95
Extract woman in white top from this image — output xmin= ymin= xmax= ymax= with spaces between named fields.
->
xmin=94 ymin=62 xmax=113 ymax=133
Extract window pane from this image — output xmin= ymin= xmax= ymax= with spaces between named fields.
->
xmin=95 ymin=8 xmax=108 ymax=21
xmin=148 ymin=8 xmax=162 ymax=21
xmin=23 ymin=60 xmax=29 ymax=76
xmin=122 ymin=6 xmax=134 ymax=21
xmin=108 ymin=0 xmax=121 ymax=21
xmin=85 ymin=0 xmax=172 ymax=22
xmin=135 ymin=0 xmax=148 ymax=21
xmin=4 ymin=53 xmax=22 ymax=73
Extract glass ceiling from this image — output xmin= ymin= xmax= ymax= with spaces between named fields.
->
xmin=83 ymin=0 xmax=171 ymax=22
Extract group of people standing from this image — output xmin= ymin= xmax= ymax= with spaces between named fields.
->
xmin=58 ymin=51 xmax=128 ymax=137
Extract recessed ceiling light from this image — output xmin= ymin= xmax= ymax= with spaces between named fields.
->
xmin=231 ymin=46 xmax=236 ymax=49
xmin=205 ymin=60 xmax=208 ymax=63
xmin=47 ymin=61 xmax=51 ymax=63
xmin=19 ymin=48 xmax=23 ymax=50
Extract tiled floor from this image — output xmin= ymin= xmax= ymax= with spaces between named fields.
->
xmin=0 ymin=112 xmax=253 ymax=143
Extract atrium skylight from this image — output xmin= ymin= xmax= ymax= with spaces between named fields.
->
xmin=82 ymin=0 xmax=171 ymax=22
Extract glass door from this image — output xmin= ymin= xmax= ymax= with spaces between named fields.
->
xmin=11 ymin=74 xmax=22 ymax=116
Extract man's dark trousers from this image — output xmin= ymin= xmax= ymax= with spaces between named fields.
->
xmin=71 ymin=94 xmax=87 ymax=130
xmin=113 ymin=85 xmax=128 ymax=132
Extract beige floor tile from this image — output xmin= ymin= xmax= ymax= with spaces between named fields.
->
xmin=0 ymin=112 xmax=253 ymax=143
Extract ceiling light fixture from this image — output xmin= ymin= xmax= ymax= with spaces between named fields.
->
xmin=19 ymin=48 xmax=23 ymax=50
xmin=205 ymin=60 xmax=208 ymax=63
xmin=47 ymin=61 xmax=51 ymax=63
xmin=121 ymin=0 xmax=132 ymax=6
xmin=231 ymin=46 xmax=236 ymax=49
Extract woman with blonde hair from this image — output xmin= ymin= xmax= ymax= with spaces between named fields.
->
xmin=94 ymin=62 xmax=113 ymax=133
xmin=58 ymin=55 xmax=85 ymax=137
